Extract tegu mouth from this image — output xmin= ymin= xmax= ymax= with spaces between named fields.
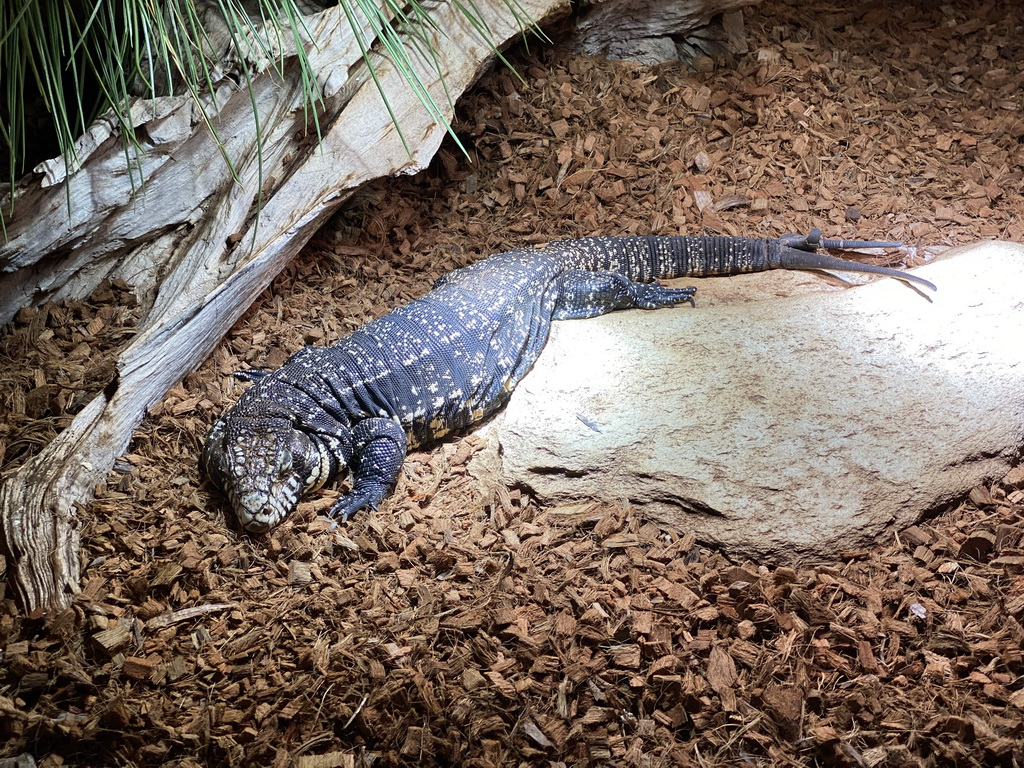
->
xmin=228 ymin=485 xmax=299 ymax=533
xmin=241 ymin=517 xmax=274 ymax=534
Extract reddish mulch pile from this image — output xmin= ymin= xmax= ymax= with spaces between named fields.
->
xmin=0 ymin=281 xmax=138 ymax=472
xmin=2 ymin=0 xmax=1023 ymax=766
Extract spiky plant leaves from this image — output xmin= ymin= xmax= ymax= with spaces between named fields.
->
xmin=0 ymin=0 xmax=538 ymax=227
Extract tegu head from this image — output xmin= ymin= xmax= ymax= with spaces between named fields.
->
xmin=202 ymin=415 xmax=332 ymax=533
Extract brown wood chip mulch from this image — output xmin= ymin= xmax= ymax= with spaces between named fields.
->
xmin=2 ymin=0 xmax=1023 ymax=766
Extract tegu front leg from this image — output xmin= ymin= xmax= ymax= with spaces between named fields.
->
xmin=329 ymin=417 xmax=408 ymax=522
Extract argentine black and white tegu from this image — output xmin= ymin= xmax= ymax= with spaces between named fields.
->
xmin=202 ymin=230 xmax=935 ymax=532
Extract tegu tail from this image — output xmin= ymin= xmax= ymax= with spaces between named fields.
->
xmin=773 ymin=245 xmax=936 ymax=291
xmin=552 ymin=233 xmax=936 ymax=292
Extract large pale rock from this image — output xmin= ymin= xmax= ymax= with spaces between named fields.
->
xmin=497 ymin=241 xmax=1024 ymax=560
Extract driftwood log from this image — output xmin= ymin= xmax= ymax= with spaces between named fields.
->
xmin=571 ymin=0 xmax=755 ymax=64
xmin=0 ymin=0 xmax=758 ymax=614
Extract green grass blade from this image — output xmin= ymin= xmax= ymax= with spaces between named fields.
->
xmin=2 ymin=0 xmax=541 ymax=230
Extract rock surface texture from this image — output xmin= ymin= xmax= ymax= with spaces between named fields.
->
xmin=497 ymin=241 xmax=1024 ymax=560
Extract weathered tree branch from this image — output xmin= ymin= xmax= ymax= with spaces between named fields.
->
xmin=570 ymin=0 xmax=758 ymax=64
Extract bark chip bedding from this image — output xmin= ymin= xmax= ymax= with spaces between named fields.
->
xmin=1 ymin=0 xmax=1023 ymax=766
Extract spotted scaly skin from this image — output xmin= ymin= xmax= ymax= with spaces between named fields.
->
xmin=202 ymin=234 xmax=934 ymax=532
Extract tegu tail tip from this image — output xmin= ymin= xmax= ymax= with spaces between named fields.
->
xmin=777 ymin=246 xmax=937 ymax=292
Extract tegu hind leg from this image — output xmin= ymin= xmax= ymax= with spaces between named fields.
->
xmin=552 ymin=270 xmax=697 ymax=320
xmin=329 ymin=417 xmax=408 ymax=523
